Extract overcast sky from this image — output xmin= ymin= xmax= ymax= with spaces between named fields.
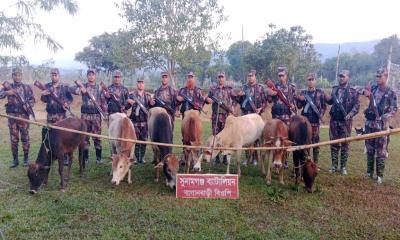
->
xmin=2 ymin=0 xmax=399 ymax=68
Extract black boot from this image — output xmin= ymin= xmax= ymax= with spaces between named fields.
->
xmin=134 ymin=145 xmax=141 ymax=164
xmin=140 ymin=145 xmax=146 ymax=163
xmin=23 ymin=152 xmax=29 ymax=167
xmin=96 ymin=149 xmax=102 ymax=164
xmin=10 ymin=152 xmax=19 ymax=168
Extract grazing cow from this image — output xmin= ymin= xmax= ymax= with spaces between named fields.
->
xmin=28 ymin=117 xmax=86 ymax=194
xmin=181 ymin=110 xmax=202 ymax=173
xmin=202 ymin=114 xmax=265 ymax=175
xmin=261 ymin=119 xmax=292 ymax=185
xmin=108 ymin=113 xmax=136 ymax=185
xmin=288 ymin=115 xmax=319 ymax=193
xmin=148 ymin=107 xmax=179 ymax=189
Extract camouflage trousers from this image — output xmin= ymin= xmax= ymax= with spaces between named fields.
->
xmin=329 ymin=120 xmax=352 ymax=169
xmin=365 ymin=124 xmax=389 ymax=177
xmin=134 ymin=121 xmax=148 ymax=163
xmin=310 ymin=123 xmax=321 ymax=163
xmin=81 ymin=113 xmax=102 ymax=151
xmin=211 ymin=113 xmax=228 ymax=135
xmin=272 ymin=114 xmax=291 ymax=126
xmin=8 ymin=113 xmax=30 ymax=155
xmin=47 ymin=113 xmax=66 ymax=124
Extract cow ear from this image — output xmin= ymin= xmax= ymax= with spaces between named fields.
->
xmin=154 ymin=162 xmax=164 ymax=169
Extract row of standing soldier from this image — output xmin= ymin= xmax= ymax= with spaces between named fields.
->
xmin=0 ymin=66 xmax=397 ymax=184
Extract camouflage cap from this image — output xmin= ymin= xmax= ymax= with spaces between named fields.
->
xmin=218 ymin=71 xmax=225 ymax=77
xmin=376 ymin=68 xmax=388 ymax=76
xmin=278 ymin=66 xmax=287 ymax=74
xmin=87 ymin=68 xmax=96 ymax=75
xmin=50 ymin=68 xmax=60 ymax=75
xmin=161 ymin=71 xmax=169 ymax=77
xmin=12 ymin=67 xmax=22 ymax=75
xmin=307 ymin=72 xmax=317 ymax=79
xmin=247 ymin=69 xmax=256 ymax=76
xmin=113 ymin=70 xmax=122 ymax=77
xmin=137 ymin=77 xmax=145 ymax=82
xmin=187 ymin=71 xmax=195 ymax=77
xmin=339 ymin=70 xmax=350 ymax=77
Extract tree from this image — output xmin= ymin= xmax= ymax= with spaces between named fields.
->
xmin=75 ymin=31 xmax=141 ymax=73
xmin=175 ymin=46 xmax=212 ymax=85
xmin=373 ymin=35 xmax=400 ymax=66
xmin=226 ymin=41 xmax=253 ymax=82
xmin=118 ymin=0 xmax=226 ymax=88
xmin=244 ymin=24 xmax=321 ymax=86
xmin=0 ymin=0 xmax=78 ymax=65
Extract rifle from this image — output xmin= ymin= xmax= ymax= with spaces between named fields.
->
xmin=360 ymin=82 xmax=381 ymax=121
xmin=34 ymin=80 xmax=75 ymax=116
xmin=154 ymin=96 xmax=175 ymax=115
xmin=209 ymin=95 xmax=237 ymax=116
xmin=241 ymin=86 xmax=257 ymax=113
xmin=130 ymin=91 xmax=149 ymax=116
xmin=2 ymin=81 xmax=36 ymax=120
xmin=180 ymin=92 xmax=206 ymax=114
xmin=74 ymin=80 xmax=107 ymax=120
xmin=303 ymin=93 xmax=321 ymax=118
xmin=265 ymin=79 xmax=296 ymax=114
xmin=331 ymin=90 xmax=350 ymax=136
xmin=99 ymin=81 xmax=124 ymax=112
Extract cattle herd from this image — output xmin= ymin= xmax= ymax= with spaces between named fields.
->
xmin=27 ymin=109 xmax=319 ymax=194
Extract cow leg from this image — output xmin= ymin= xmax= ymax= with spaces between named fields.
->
xmin=293 ymin=152 xmax=300 ymax=185
xmin=236 ymin=150 xmax=241 ymax=176
xmin=260 ymin=151 xmax=267 ymax=176
xmin=279 ymin=168 xmax=284 ymax=185
xmin=226 ymin=154 xmax=231 ymax=174
xmin=266 ymin=151 xmax=273 ymax=185
xmin=66 ymin=152 xmax=73 ymax=181
xmin=79 ymin=147 xmax=84 ymax=178
xmin=58 ymin=153 xmax=66 ymax=191
xmin=128 ymin=169 xmax=132 ymax=184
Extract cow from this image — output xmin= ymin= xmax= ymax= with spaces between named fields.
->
xmin=28 ymin=117 xmax=86 ymax=194
xmin=288 ymin=115 xmax=319 ymax=193
xmin=148 ymin=107 xmax=179 ymax=189
xmin=108 ymin=112 xmax=136 ymax=185
xmin=201 ymin=114 xmax=265 ymax=175
xmin=181 ymin=109 xmax=202 ymax=173
xmin=261 ymin=119 xmax=293 ymax=185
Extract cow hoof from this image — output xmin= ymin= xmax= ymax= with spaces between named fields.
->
xmin=266 ymin=180 xmax=271 ymax=186
xmin=279 ymin=181 xmax=285 ymax=185
xmin=60 ymin=188 xmax=65 ymax=193
xmin=128 ymin=180 xmax=132 ymax=184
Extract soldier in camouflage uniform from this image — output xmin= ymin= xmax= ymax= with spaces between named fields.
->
xmin=176 ymin=72 xmax=206 ymax=118
xmin=0 ymin=67 xmax=35 ymax=168
xmin=296 ymin=73 xmax=327 ymax=164
xmin=104 ymin=70 xmax=129 ymax=115
xmin=268 ymin=67 xmax=297 ymax=126
xmin=326 ymin=70 xmax=360 ymax=175
xmin=236 ymin=70 xmax=267 ymax=165
xmin=127 ymin=78 xmax=152 ymax=164
xmin=361 ymin=68 xmax=397 ymax=184
xmin=151 ymin=71 xmax=178 ymax=130
xmin=71 ymin=69 xmax=107 ymax=164
xmin=40 ymin=68 xmax=74 ymax=166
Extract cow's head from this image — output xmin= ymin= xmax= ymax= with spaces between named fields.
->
xmin=155 ymin=154 xmax=179 ymax=190
xmin=264 ymin=137 xmax=293 ymax=171
xmin=203 ymin=135 xmax=222 ymax=163
xmin=303 ymin=157 xmax=319 ymax=193
xmin=27 ymin=163 xmax=50 ymax=194
xmin=111 ymin=154 xmax=133 ymax=185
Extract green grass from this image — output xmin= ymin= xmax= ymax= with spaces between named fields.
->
xmin=1 ymin=119 xmax=400 ymax=239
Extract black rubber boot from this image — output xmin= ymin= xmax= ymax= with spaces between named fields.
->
xmin=134 ymin=145 xmax=141 ymax=164
xmin=23 ymin=152 xmax=29 ymax=167
xmin=10 ymin=152 xmax=19 ymax=168
xmin=366 ymin=154 xmax=375 ymax=178
xmin=96 ymin=149 xmax=102 ymax=164
xmin=83 ymin=149 xmax=89 ymax=165
xmin=140 ymin=145 xmax=146 ymax=163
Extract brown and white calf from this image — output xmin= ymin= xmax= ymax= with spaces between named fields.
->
xmin=181 ymin=110 xmax=202 ymax=173
xmin=202 ymin=114 xmax=265 ymax=175
xmin=261 ymin=119 xmax=292 ymax=185
xmin=108 ymin=113 xmax=136 ymax=185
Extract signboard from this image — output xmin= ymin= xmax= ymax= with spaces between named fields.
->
xmin=176 ymin=174 xmax=239 ymax=199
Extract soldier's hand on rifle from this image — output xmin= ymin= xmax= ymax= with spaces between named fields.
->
xmin=238 ymin=90 xmax=245 ymax=96
xmin=127 ymin=99 xmax=135 ymax=105
xmin=205 ymin=97 xmax=213 ymax=104
xmin=297 ymin=95 xmax=305 ymax=101
xmin=41 ymin=90 xmax=50 ymax=96
xmin=62 ymin=102 xmax=69 ymax=110
xmin=176 ymin=95 xmax=184 ymax=102
xmin=362 ymin=89 xmax=371 ymax=97
xmin=5 ymin=89 xmax=16 ymax=96
xmin=80 ymin=86 xmax=87 ymax=94
xmin=267 ymin=88 xmax=277 ymax=96
xmin=150 ymin=99 xmax=155 ymax=106
xmin=344 ymin=114 xmax=351 ymax=121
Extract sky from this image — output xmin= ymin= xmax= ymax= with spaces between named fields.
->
xmin=2 ymin=0 xmax=400 ymax=68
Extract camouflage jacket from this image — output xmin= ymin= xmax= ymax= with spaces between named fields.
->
xmin=40 ymin=82 xmax=73 ymax=114
xmin=71 ymin=82 xmax=107 ymax=115
xmin=207 ymin=85 xmax=236 ymax=114
xmin=127 ymin=89 xmax=151 ymax=122
xmin=327 ymin=84 xmax=360 ymax=121
xmin=177 ymin=86 xmax=204 ymax=113
xmin=236 ymin=83 xmax=267 ymax=113
xmin=0 ymin=82 xmax=35 ymax=115
xmin=269 ymin=82 xmax=296 ymax=116
xmin=297 ymin=88 xmax=326 ymax=124
xmin=105 ymin=84 xmax=129 ymax=114
xmin=364 ymin=85 xmax=398 ymax=128
xmin=154 ymin=85 xmax=177 ymax=115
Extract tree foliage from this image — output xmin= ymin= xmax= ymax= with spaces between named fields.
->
xmin=226 ymin=41 xmax=253 ymax=82
xmin=0 ymin=0 xmax=78 ymax=65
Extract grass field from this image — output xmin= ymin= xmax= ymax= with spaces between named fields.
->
xmin=1 ymin=117 xmax=400 ymax=239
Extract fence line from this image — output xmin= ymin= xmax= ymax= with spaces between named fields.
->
xmin=0 ymin=113 xmax=398 ymax=152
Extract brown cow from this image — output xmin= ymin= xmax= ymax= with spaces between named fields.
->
xmin=181 ymin=110 xmax=202 ymax=173
xmin=108 ymin=113 xmax=136 ymax=185
xmin=261 ymin=119 xmax=292 ymax=185
xmin=28 ymin=117 xmax=86 ymax=194
xmin=288 ymin=115 xmax=319 ymax=193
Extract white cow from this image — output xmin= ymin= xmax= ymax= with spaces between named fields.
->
xmin=200 ymin=114 xmax=265 ymax=175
